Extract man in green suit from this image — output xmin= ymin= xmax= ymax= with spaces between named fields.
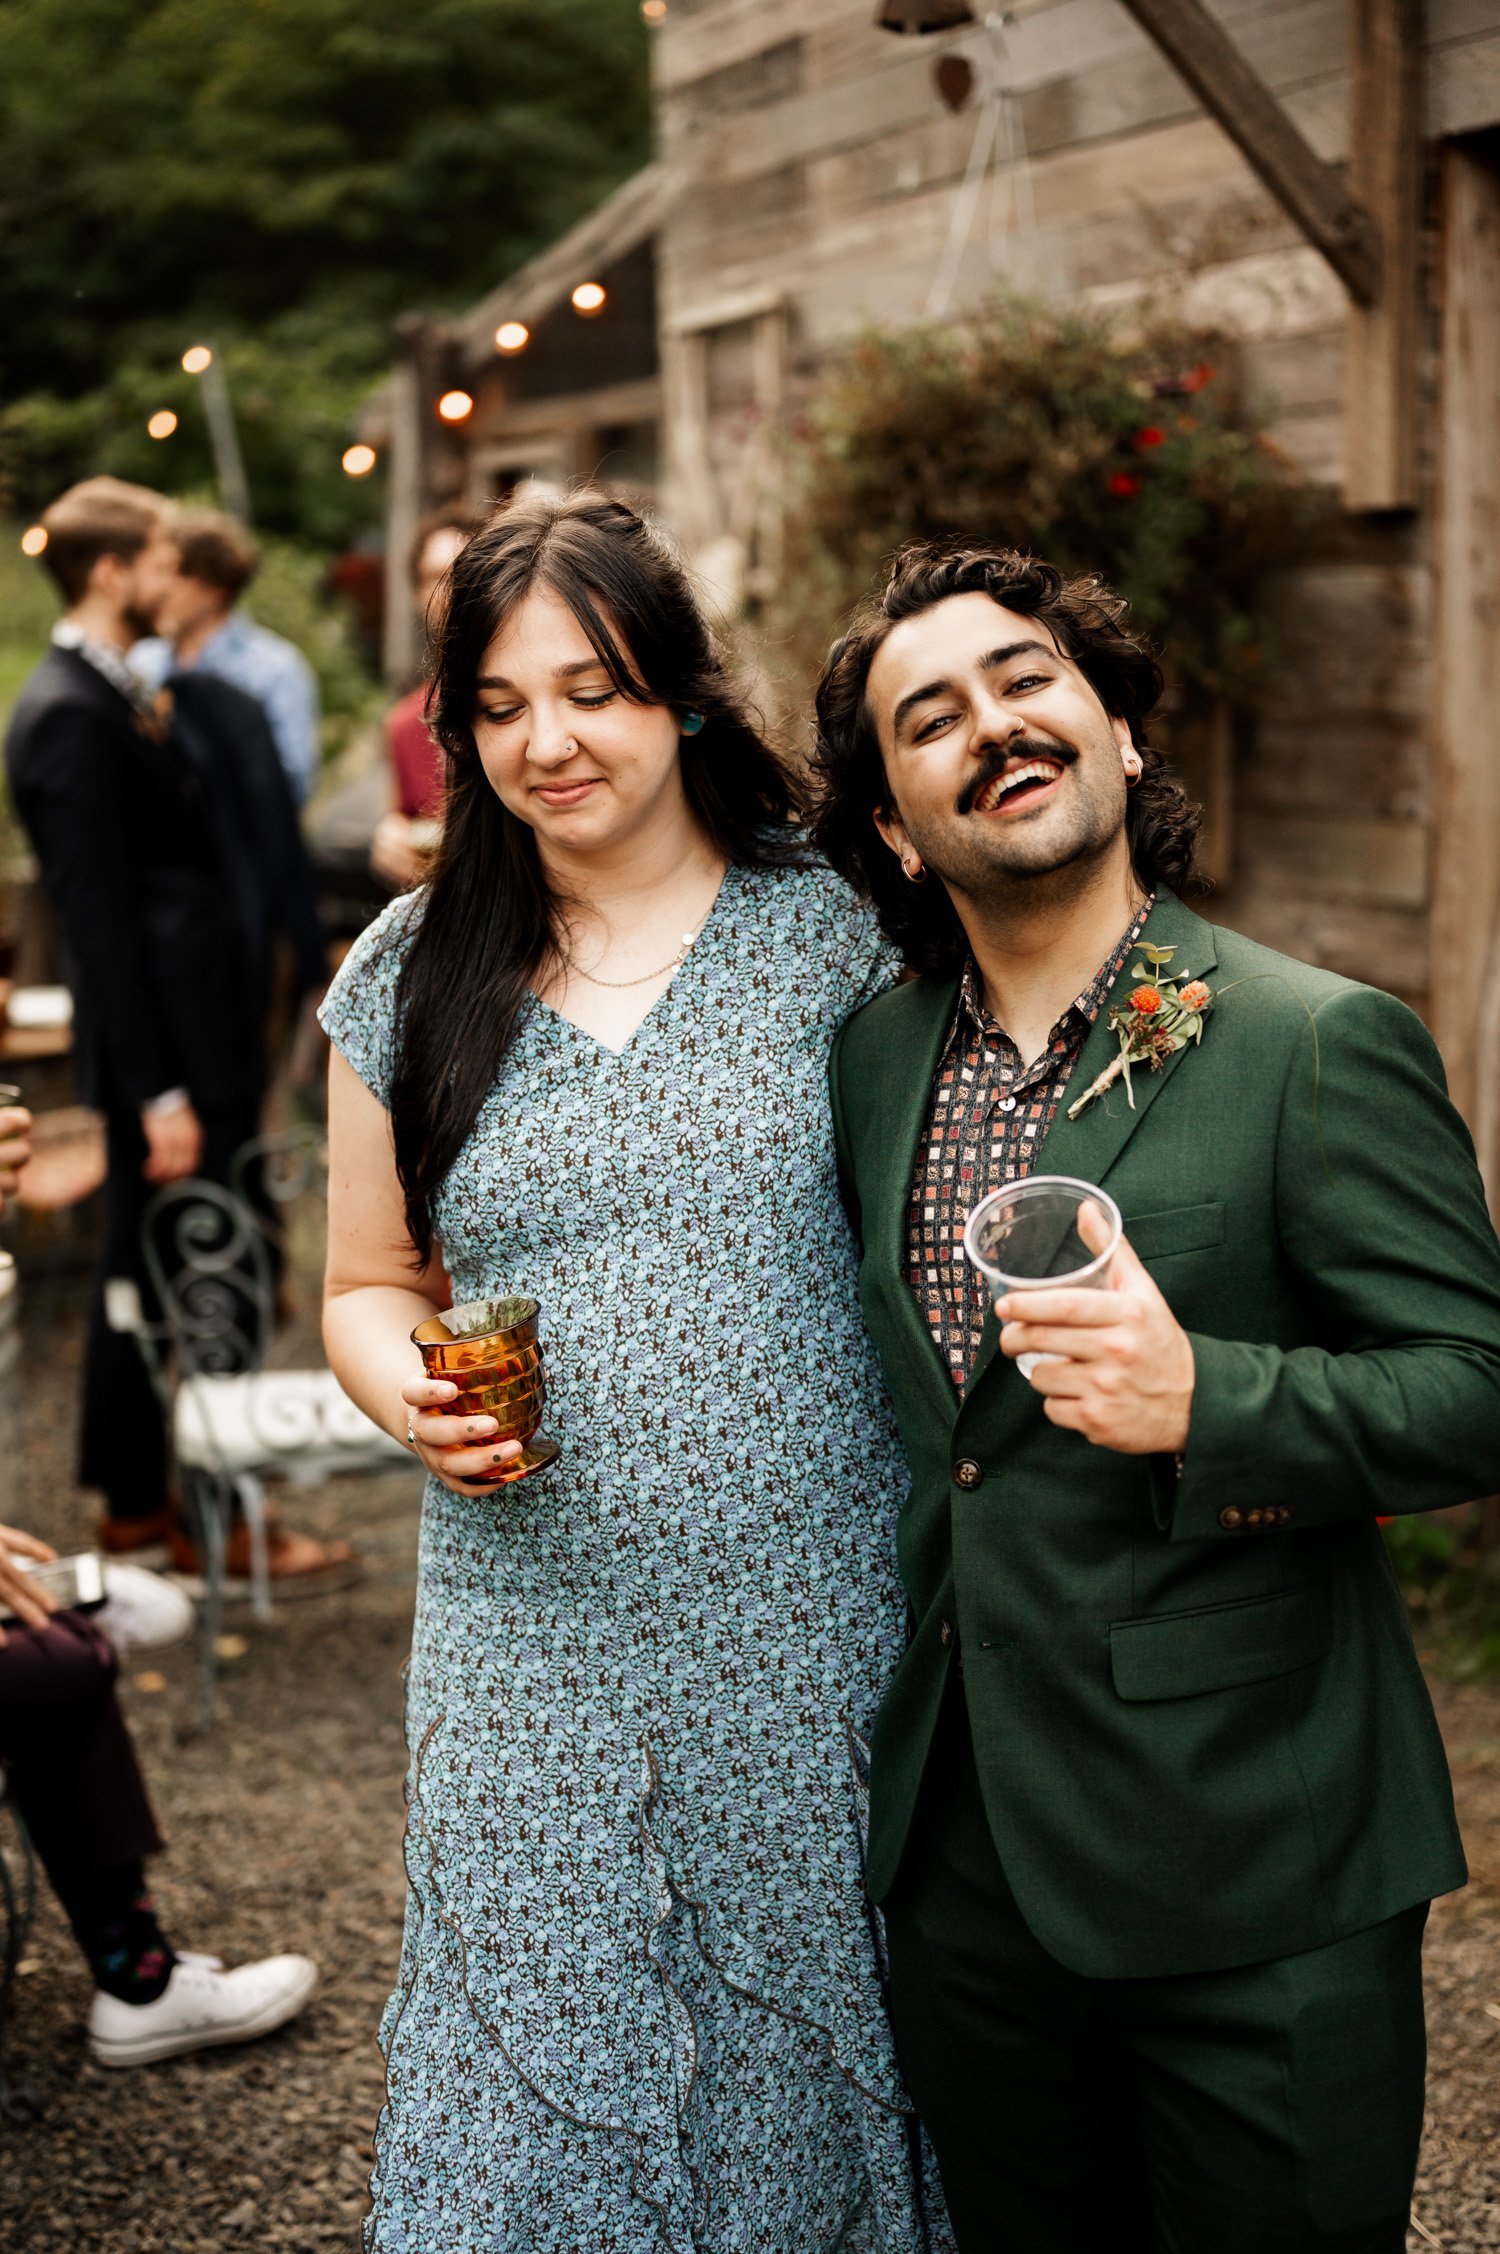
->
xmin=811 ymin=539 xmax=1500 ymax=2252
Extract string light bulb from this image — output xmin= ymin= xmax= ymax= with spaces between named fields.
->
xmin=571 ymin=282 xmax=607 ymax=316
xmin=147 ymin=409 xmax=178 ymax=440
xmin=20 ymin=526 xmax=47 ymax=557
xmin=642 ymin=0 xmax=667 ymax=19
xmin=438 ymin=389 xmax=474 ymax=422
xmin=495 ymin=322 xmax=530 ymax=353
xmin=342 ymin=443 xmax=377 ymax=477
xmin=181 ymin=345 xmax=213 ymax=375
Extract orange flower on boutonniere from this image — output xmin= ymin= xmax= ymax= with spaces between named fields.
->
xmin=1068 ymin=944 xmax=1214 ymax=1118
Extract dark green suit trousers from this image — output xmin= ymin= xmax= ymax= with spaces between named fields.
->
xmin=883 ymin=1680 xmax=1428 ymax=2253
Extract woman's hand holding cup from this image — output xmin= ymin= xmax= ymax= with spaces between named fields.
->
xmin=400 ymin=1376 xmax=523 ymax=1492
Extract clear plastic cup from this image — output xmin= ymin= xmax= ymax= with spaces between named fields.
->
xmin=962 ymin=1176 xmax=1123 ymax=1379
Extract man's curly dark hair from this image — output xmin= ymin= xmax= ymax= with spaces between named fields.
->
xmin=808 ymin=541 xmax=1206 ymax=975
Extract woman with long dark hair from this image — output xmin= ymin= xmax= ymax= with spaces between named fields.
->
xmin=321 ymin=492 xmax=949 ymax=2252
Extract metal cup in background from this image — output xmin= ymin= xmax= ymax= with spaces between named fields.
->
xmin=411 ymin=1294 xmax=561 ymax=1487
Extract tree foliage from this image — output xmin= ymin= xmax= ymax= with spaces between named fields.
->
xmin=776 ymin=297 xmax=1324 ymax=714
xmin=0 ymin=0 xmax=649 ymax=532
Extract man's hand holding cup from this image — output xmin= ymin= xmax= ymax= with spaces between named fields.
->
xmin=996 ymin=1198 xmax=1195 ymax=1455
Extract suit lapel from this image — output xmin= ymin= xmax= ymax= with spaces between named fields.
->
xmin=868 ymin=972 xmax=966 ymax=1418
xmin=962 ymin=890 xmax=1219 ymax=1405
xmin=1031 ymin=890 xmax=1219 ymax=1189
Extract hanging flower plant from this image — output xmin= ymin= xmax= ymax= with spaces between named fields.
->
xmin=773 ymin=293 xmax=1323 ymax=714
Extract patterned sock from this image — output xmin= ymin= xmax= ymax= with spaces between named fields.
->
xmin=76 ymin=1862 xmax=178 ymax=2006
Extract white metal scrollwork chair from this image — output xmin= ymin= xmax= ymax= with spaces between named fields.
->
xmin=0 ymin=1775 xmax=37 ymax=2118
xmin=106 ymin=1127 xmax=406 ymax=1727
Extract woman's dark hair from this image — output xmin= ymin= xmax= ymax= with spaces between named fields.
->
xmin=387 ymin=488 xmax=802 ymax=1265
xmin=809 ymin=540 xmax=1204 ymax=976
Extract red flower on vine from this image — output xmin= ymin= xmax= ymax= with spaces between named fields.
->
xmin=1108 ymin=472 xmax=1141 ymax=498
xmin=1133 ymin=426 xmax=1165 ymax=449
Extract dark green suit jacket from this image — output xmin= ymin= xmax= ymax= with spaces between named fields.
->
xmin=831 ymin=891 xmax=1500 ymax=1979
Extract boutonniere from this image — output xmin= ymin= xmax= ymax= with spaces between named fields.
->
xmin=133 ymin=687 xmax=174 ymax=745
xmin=1067 ymin=943 xmax=1214 ymax=1119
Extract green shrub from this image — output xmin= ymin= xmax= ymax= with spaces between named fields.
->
xmin=1384 ymin=1506 xmax=1500 ymax=1679
xmin=772 ymin=293 xmax=1325 ymax=711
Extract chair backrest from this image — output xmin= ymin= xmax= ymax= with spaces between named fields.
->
xmin=140 ymin=1176 xmax=277 ymax=1381
xmin=228 ymin=1124 xmax=327 ymax=1218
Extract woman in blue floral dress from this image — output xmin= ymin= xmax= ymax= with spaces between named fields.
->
xmin=322 ymin=493 xmax=951 ymax=2253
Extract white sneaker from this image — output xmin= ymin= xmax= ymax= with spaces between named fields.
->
xmin=95 ymin=1562 xmax=194 ymax=1658
xmin=87 ymin=1950 xmax=318 ymax=2067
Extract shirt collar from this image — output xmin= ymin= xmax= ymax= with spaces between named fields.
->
xmin=52 ymin=619 xmax=158 ymax=715
xmin=198 ymin=612 xmax=250 ymax=665
xmin=945 ymin=892 xmax=1157 ymax=1061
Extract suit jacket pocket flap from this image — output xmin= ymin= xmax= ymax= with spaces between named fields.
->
xmin=1125 ymin=1200 xmax=1226 ymax=1261
xmin=1110 ymin=1586 xmax=1327 ymax=1702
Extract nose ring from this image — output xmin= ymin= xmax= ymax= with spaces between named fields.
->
xmin=566 ymin=737 xmax=579 ymax=755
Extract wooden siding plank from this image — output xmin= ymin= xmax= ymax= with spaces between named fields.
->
xmin=1236 ymin=812 xmax=1429 ymax=904
xmin=1206 ymin=883 xmax=1429 ymax=1001
xmin=1428 ymin=32 xmax=1500 ymax=132
xmin=1430 ymin=142 xmax=1500 ymax=1166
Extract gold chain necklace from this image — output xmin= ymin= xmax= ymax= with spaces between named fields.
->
xmin=566 ymin=914 xmax=711 ymax=991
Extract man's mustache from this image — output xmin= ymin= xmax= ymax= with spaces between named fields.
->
xmin=956 ymin=737 xmax=1078 ymax=817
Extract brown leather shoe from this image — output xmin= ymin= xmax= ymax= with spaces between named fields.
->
xmin=168 ymin=1518 xmax=359 ymax=1596
xmin=98 ymin=1506 xmax=178 ymax=1560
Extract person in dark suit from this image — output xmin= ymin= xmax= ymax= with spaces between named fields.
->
xmin=6 ymin=479 xmax=349 ymax=1587
xmin=811 ymin=538 xmax=1500 ymax=2252
xmin=166 ymin=666 xmax=327 ymax=1033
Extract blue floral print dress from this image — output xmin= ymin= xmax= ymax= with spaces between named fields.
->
xmin=321 ymin=859 xmax=953 ymax=2254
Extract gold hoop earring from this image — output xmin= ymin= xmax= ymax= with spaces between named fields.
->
xmin=902 ymin=857 xmax=927 ymax=885
xmin=1122 ymin=748 xmax=1144 ymax=783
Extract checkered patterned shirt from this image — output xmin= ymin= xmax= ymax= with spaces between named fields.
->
xmin=906 ymin=898 xmax=1154 ymax=1390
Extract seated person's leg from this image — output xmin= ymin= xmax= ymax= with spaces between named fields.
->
xmin=0 ymin=1609 xmax=173 ymax=1998
xmin=0 ymin=1606 xmax=318 ymax=2065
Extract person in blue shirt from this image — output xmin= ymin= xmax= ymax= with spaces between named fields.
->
xmin=132 ymin=508 xmax=320 ymax=803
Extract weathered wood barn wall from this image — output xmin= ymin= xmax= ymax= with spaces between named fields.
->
xmin=653 ymin=1 xmax=1500 ymax=1126
xmin=381 ymin=0 xmax=1500 ymax=1184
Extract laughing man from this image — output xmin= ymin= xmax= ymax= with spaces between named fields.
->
xmin=812 ymin=539 xmax=1500 ymax=2253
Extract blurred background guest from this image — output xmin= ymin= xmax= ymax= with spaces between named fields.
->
xmin=367 ymin=512 xmax=468 ymax=894
xmin=4 ymin=477 xmax=348 ymax=1588
xmin=149 ymin=536 xmax=329 ymax=1057
xmin=133 ymin=507 xmax=320 ymax=805
xmin=0 ymin=1515 xmax=318 ymax=2069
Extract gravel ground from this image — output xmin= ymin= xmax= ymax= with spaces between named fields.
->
xmin=0 ymin=1235 xmax=1497 ymax=2251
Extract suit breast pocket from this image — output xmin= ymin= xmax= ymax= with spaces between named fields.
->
xmin=1123 ymin=1199 xmax=1226 ymax=1263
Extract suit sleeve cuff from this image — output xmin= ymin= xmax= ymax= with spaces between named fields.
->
xmin=141 ymin=1086 xmax=190 ymax=1119
xmin=1150 ymin=1331 xmax=1298 ymax=1542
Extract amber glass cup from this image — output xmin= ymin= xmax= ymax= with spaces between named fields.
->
xmin=410 ymin=1294 xmax=561 ymax=1486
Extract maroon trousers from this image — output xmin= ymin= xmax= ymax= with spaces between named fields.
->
xmin=0 ymin=1611 xmax=162 ymax=1945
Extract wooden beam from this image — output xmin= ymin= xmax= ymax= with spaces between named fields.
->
xmin=1116 ymin=0 xmax=1381 ymax=304
xmin=381 ymin=350 xmax=423 ymax=687
xmin=1343 ymin=0 xmax=1422 ymax=509
xmin=1429 ymin=141 xmax=1500 ymax=1210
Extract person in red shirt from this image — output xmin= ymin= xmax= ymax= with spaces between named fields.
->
xmin=369 ymin=515 xmax=470 ymax=893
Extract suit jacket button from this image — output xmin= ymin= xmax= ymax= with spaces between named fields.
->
xmin=939 ymin=1619 xmax=954 ymax=1647
xmin=1219 ymin=1507 xmax=1244 ymax=1530
xmin=954 ymin=1458 xmax=983 ymax=1490
xmin=1246 ymin=1509 xmax=1265 ymax=1528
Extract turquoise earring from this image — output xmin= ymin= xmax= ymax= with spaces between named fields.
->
xmin=680 ymin=712 xmax=705 ymax=737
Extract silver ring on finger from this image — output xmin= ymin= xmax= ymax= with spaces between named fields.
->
xmin=406 ymin=1421 xmax=417 ymax=1447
